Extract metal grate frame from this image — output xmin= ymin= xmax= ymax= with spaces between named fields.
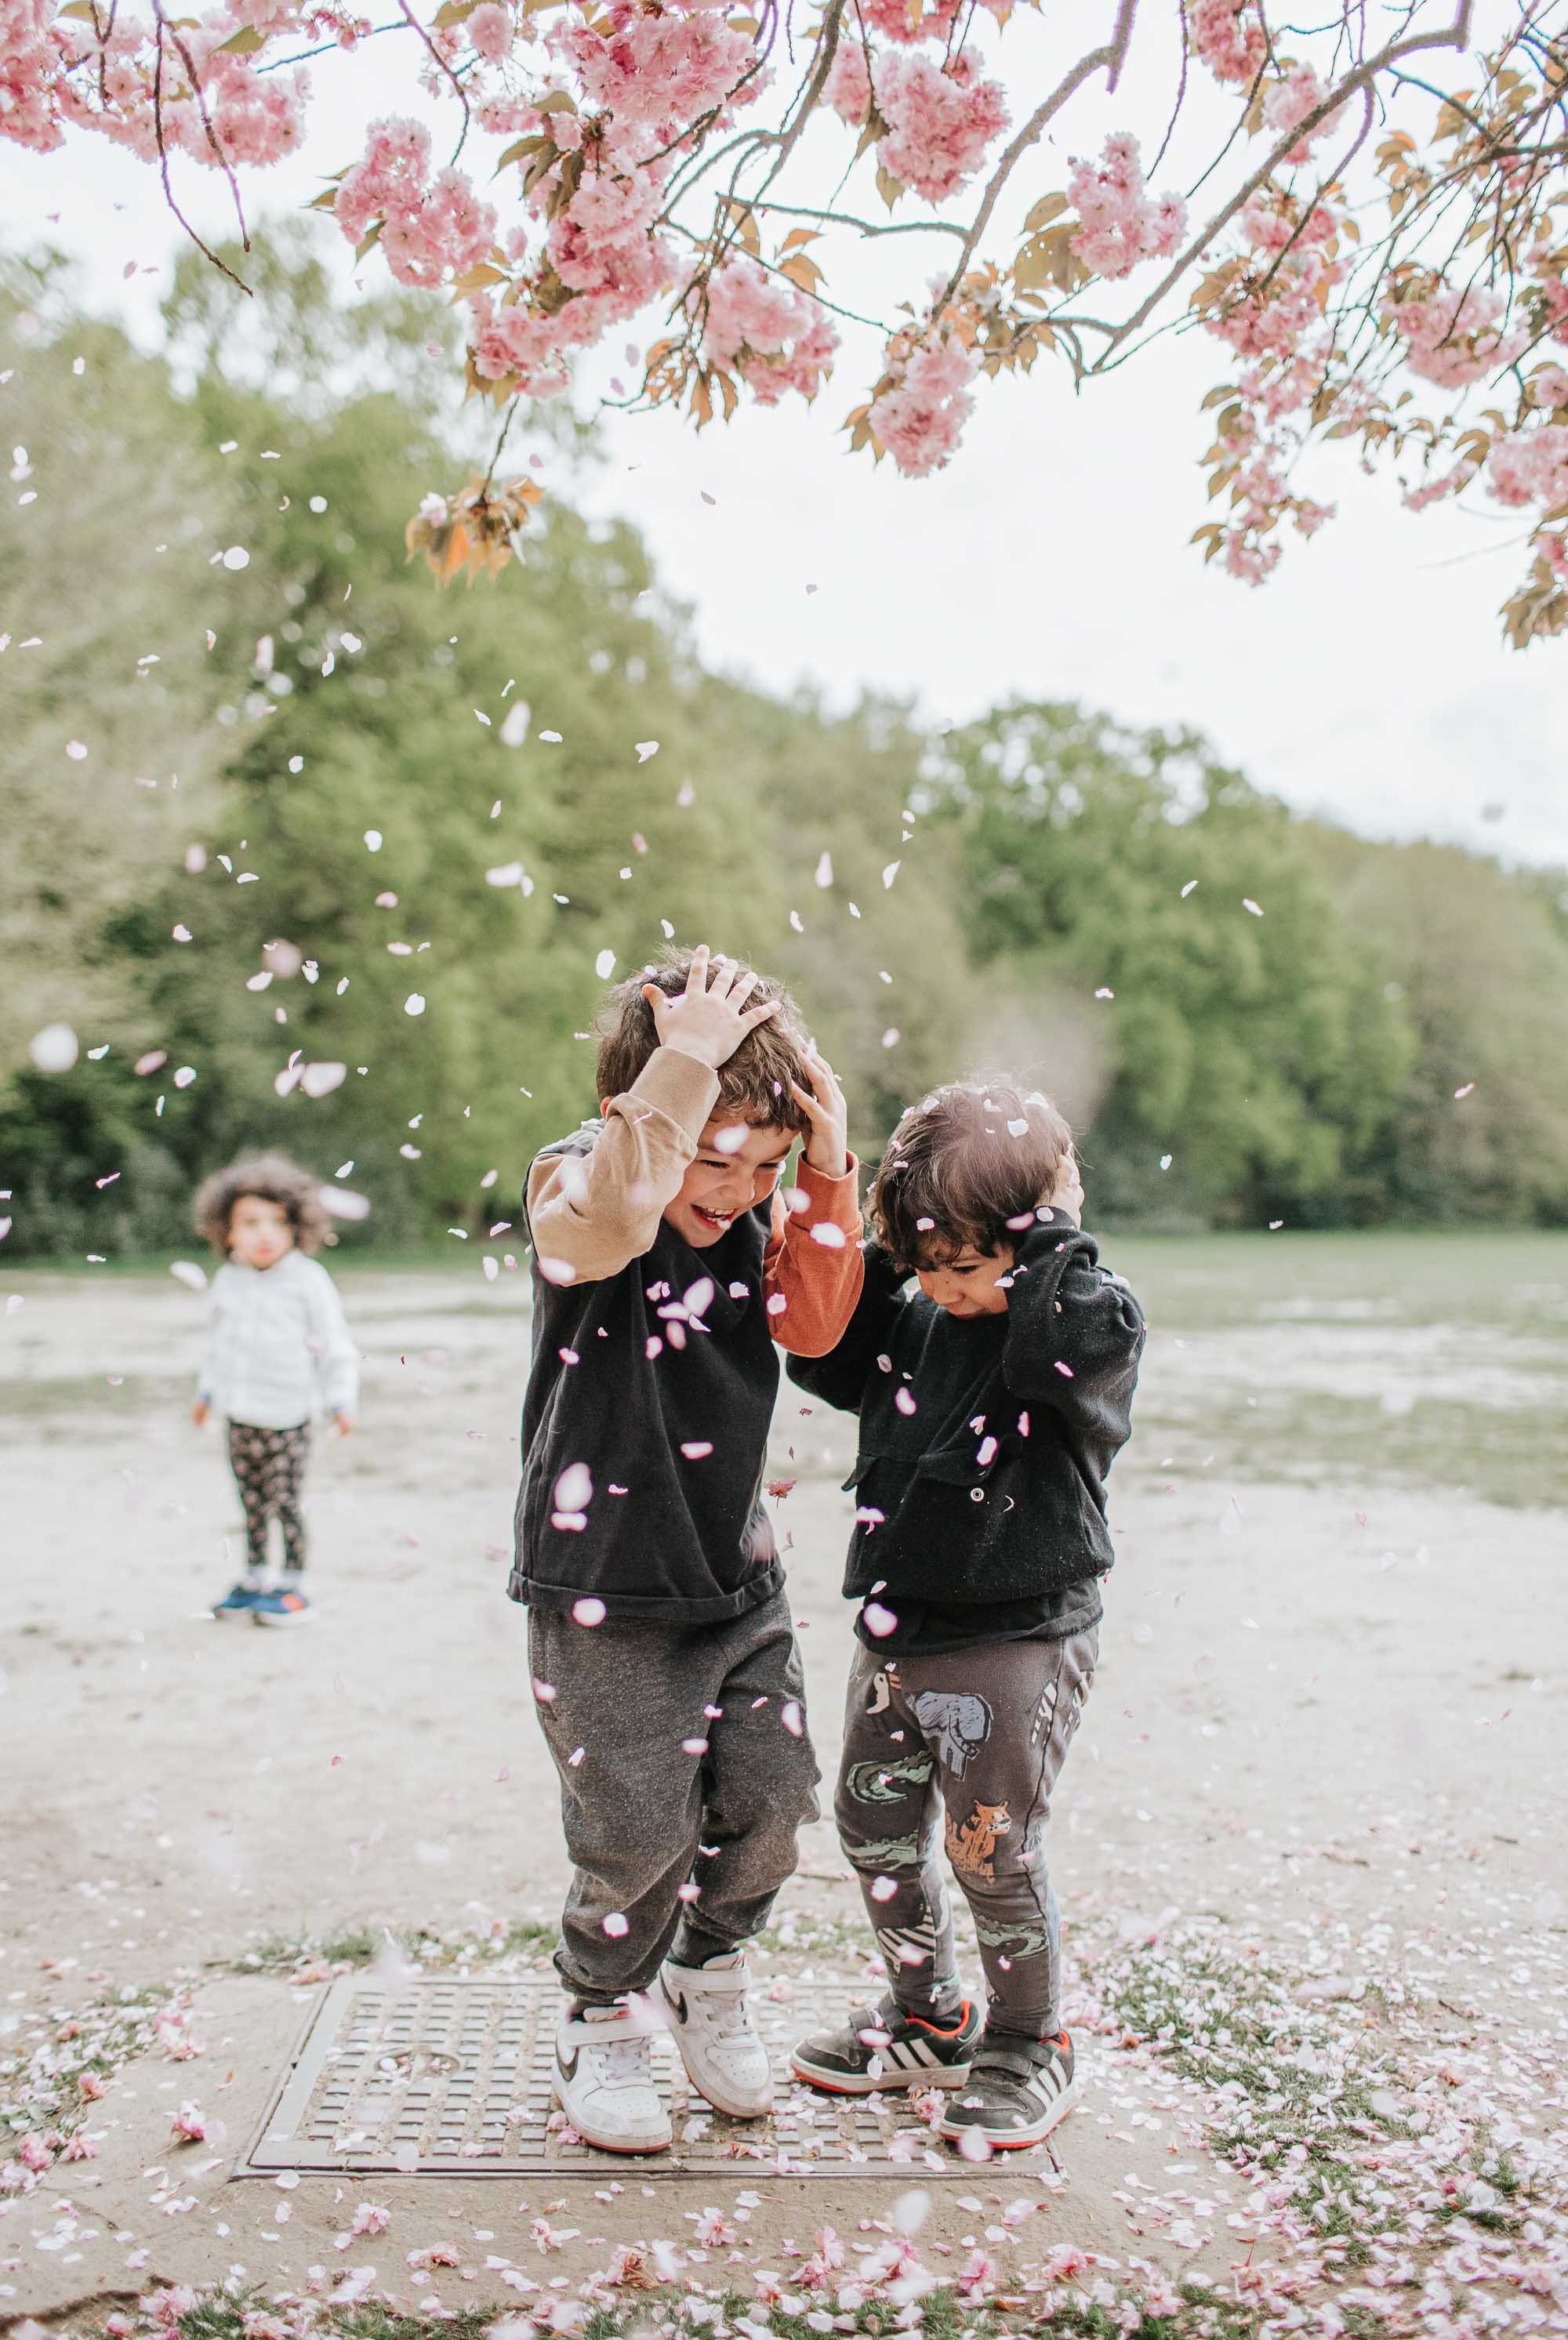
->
xmin=234 ymin=1975 xmax=1033 ymax=2180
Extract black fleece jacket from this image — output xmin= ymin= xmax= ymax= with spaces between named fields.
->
xmin=786 ymin=1211 xmax=1145 ymax=1637
xmin=510 ymin=1126 xmax=784 ymax=1623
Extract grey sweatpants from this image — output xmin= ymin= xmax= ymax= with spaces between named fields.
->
xmin=835 ymin=1629 xmax=1097 ymax=2040
xmin=528 ymin=1587 xmax=821 ymax=2001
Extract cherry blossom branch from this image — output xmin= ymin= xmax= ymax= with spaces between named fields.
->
xmin=148 ymin=3 xmax=250 ymax=292
xmin=1080 ymin=1 xmax=1479 ymax=375
xmin=160 ymin=5 xmax=250 ymax=254
xmin=933 ymin=3 xmax=1145 ymax=315
xmin=750 ymin=198 xmax=966 ymax=241
xmin=257 ymin=20 xmax=408 ymax=74
xmin=666 ymin=217 xmax=894 ymax=334
xmin=480 ymin=392 xmax=520 ymax=492
xmin=1243 ymin=85 xmax=1376 ymax=314
xmin=755 ymin=0 xmax=849 ymax=197
xmin=394 ymin=0 xmax=471 ymax=162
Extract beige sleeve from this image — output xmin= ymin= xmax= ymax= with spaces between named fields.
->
xmin=526 ymin=1047 xmax=720 ymax=1286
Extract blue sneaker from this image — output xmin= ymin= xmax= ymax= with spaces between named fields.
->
xmin=212 ymin=1580 xmax=263 ymax=1620
xmin=252 ymin=1584 xmax=312 ymax=1628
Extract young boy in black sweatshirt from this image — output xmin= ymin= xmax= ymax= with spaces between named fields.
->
xmin=511 ymin=945 xmax=862 ymax=2153
xmin=787 ymin=1080 xmax=1145 ymax=2153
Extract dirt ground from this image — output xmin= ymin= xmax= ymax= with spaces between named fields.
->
xmin=2 ymin=1241 xmax=1566 ymax=2328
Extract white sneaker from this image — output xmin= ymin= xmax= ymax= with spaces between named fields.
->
xmin=659 ymin=1952 xmax=773 ymax=2119
xmin=553 ymin=2002 xmax=672 ymax=2155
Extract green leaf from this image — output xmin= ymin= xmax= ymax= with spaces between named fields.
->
xmin=432 ymin=0 xmax=484 ymax=25
xmin=213 ymin=23 xmax=266 ymax=53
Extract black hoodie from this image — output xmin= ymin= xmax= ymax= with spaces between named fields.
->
xmin=787 ymin=1210 xmax=1145 ymax=1651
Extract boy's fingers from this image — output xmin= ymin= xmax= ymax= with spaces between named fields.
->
xmin=728 ymin=969 xmax=759 ymax=1010
xmin=740 ymin=999 xmax=779 ymax=1031
xmin=641 ymin=983 xmax=666 ymax=1014
xmin=684 ymin=943 xmax=710 ymax=996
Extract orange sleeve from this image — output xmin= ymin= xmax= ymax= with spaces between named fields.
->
xmin=762 ymin=1155 xmax=865 ymax=1358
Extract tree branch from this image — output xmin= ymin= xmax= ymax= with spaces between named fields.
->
xmin=1082 ymin=1 xmax=1478 ymax=373
xmin=750 ymin=198 xmax=966 ymax=241
xmin=149 ymin=4 xmax=251 ymax=292
xmin=933 ymin=6 xmax=1144 ymax=317
xmin=394 ymin=0 xmax=471 ymax=163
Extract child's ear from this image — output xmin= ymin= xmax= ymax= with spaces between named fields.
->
xmin=598 ymin=1097 xmax=613 ymax=1118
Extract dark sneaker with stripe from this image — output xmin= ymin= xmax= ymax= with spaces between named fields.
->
xmin=790 ymin=1995 xmax=980 ymax=2095
xmin=938 ymin=2028 xmax=1081 ymax=2152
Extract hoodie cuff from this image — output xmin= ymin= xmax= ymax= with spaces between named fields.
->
xmin=619 ymin=1045 xmax=722 ymax=1145
xmin=793 ymin=1152 xmax=862 ymax=1232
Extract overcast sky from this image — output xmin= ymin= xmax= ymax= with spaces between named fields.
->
xmin=7 ymin=9 xmax=1566 ymax=868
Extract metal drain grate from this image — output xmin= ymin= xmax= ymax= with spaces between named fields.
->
xmin=235 ymin=1975 xmax=1016 ymax=2179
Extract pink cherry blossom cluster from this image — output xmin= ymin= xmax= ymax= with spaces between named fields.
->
xmin=335 ymin=115 xmax=495 ymax=289
xmin=560 ymin=0 xmax=763 ymax=160
xmin=698 ymin=256 xmax=838 ymax=405
xmin=1486 ymin=423 xmax=1568 ymax=511
xmin=873 ymin=49 xmax=1009 ymax=205
xmin=1261 ymin=62 xmax=1344 ymax=165
xmin=1068 ymin=133 xmax=1185 ymax=281
xmin=1385 ymin=279 xmax=1530 ymax=389
xmin=858 ymin=0 xmax=960 ymax=44
xmin=1188 ymin=0 xmax=1268 ymax=86
xmin=1201 ymin=189 xmax=1348 ymax=580
xmin=343 ymin=0 xmax=769 ymax=405
xmin=13 ymin=2 xmax=310 ymax=170
xmin=824 ymin=37 xmax=872 ymax=125
xmin=869 ymin=330 xmax=977 ymax=477
xmin=1399 ymin=462 xmax=1476 ymax=512
xmin=2 ymin=0 xmax=74 ymax=151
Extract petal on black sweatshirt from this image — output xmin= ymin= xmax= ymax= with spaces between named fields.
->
xmin=786 ymin=1210 xmax=1146 ymax=1618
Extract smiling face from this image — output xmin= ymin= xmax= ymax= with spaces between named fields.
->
xmin=228 ymin=1192 xmax=296 ymax=1271
xmin=916 ymin=1241 xmax=1016 ymax=1319
xmin=651 ymin=1111 xmax=794 ymax=1250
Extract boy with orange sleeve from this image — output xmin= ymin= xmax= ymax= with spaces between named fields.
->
xmin=510 ymin=945 xmax=862 ymax=2153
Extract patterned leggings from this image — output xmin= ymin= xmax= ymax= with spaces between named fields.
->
xmin=227 ymin=1420 xmax=311 ymax=1574
xmin=834 ymin=1629 xmax=1098 ymax=2041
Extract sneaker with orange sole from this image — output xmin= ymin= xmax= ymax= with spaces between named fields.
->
xmin=938 ymin=2027 xmax=1081 ymax=2152
xmin=251 ymin=1584 xmax=312 ymax=1627
xmin=790 ymin=1994 xmax=980 ymax=2094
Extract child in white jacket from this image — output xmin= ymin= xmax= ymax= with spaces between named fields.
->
xmin=191 ymin=1153 xmax=358 ymax=1627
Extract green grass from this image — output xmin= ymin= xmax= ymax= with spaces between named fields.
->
xmin=227 ymin=1918 xmax=558 ymax=1977
xmin=136 ymin=2275 xmax=1328 ymax=2340
xmin=1107 ymin=1229 xmax=1568 ymax=1336
xmin=1087 ymin=1917 xmax=1527 ymax=2265
xmin=11 ymin=1233 xmax=1568 ymax=1503
xmin=1105 ymin=1229 xmax=1568 ymax=1507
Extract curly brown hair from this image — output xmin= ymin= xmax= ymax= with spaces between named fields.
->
xmin=870 ymin=1081 xmax=1073 ymax=1272
xmin=193 ymin=1153 xmax=334 ymax=1257
xmin=594 ymin=948 xmax=812 ymax=1135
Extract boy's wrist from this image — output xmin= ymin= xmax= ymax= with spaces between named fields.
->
xmin=623 ymin=1046 xmax=722 ymax=1134
xmin=661 ymin=1036 xmax=727 ymax=1072
xmin=797 ymin=1148 xmax=856 ymax=1191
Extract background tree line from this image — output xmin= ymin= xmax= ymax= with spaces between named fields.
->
xmin=5 ymin=235 xmax=1568 ymax=1260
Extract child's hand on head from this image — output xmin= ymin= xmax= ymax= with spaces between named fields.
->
xmin=790 ymin=1050 xmax=849 ymax=1182
xmin=642 ymin=944 xmax=779 ymax=1072
xmin=1047 ymin=1149 xmax=1084 ymax=1228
